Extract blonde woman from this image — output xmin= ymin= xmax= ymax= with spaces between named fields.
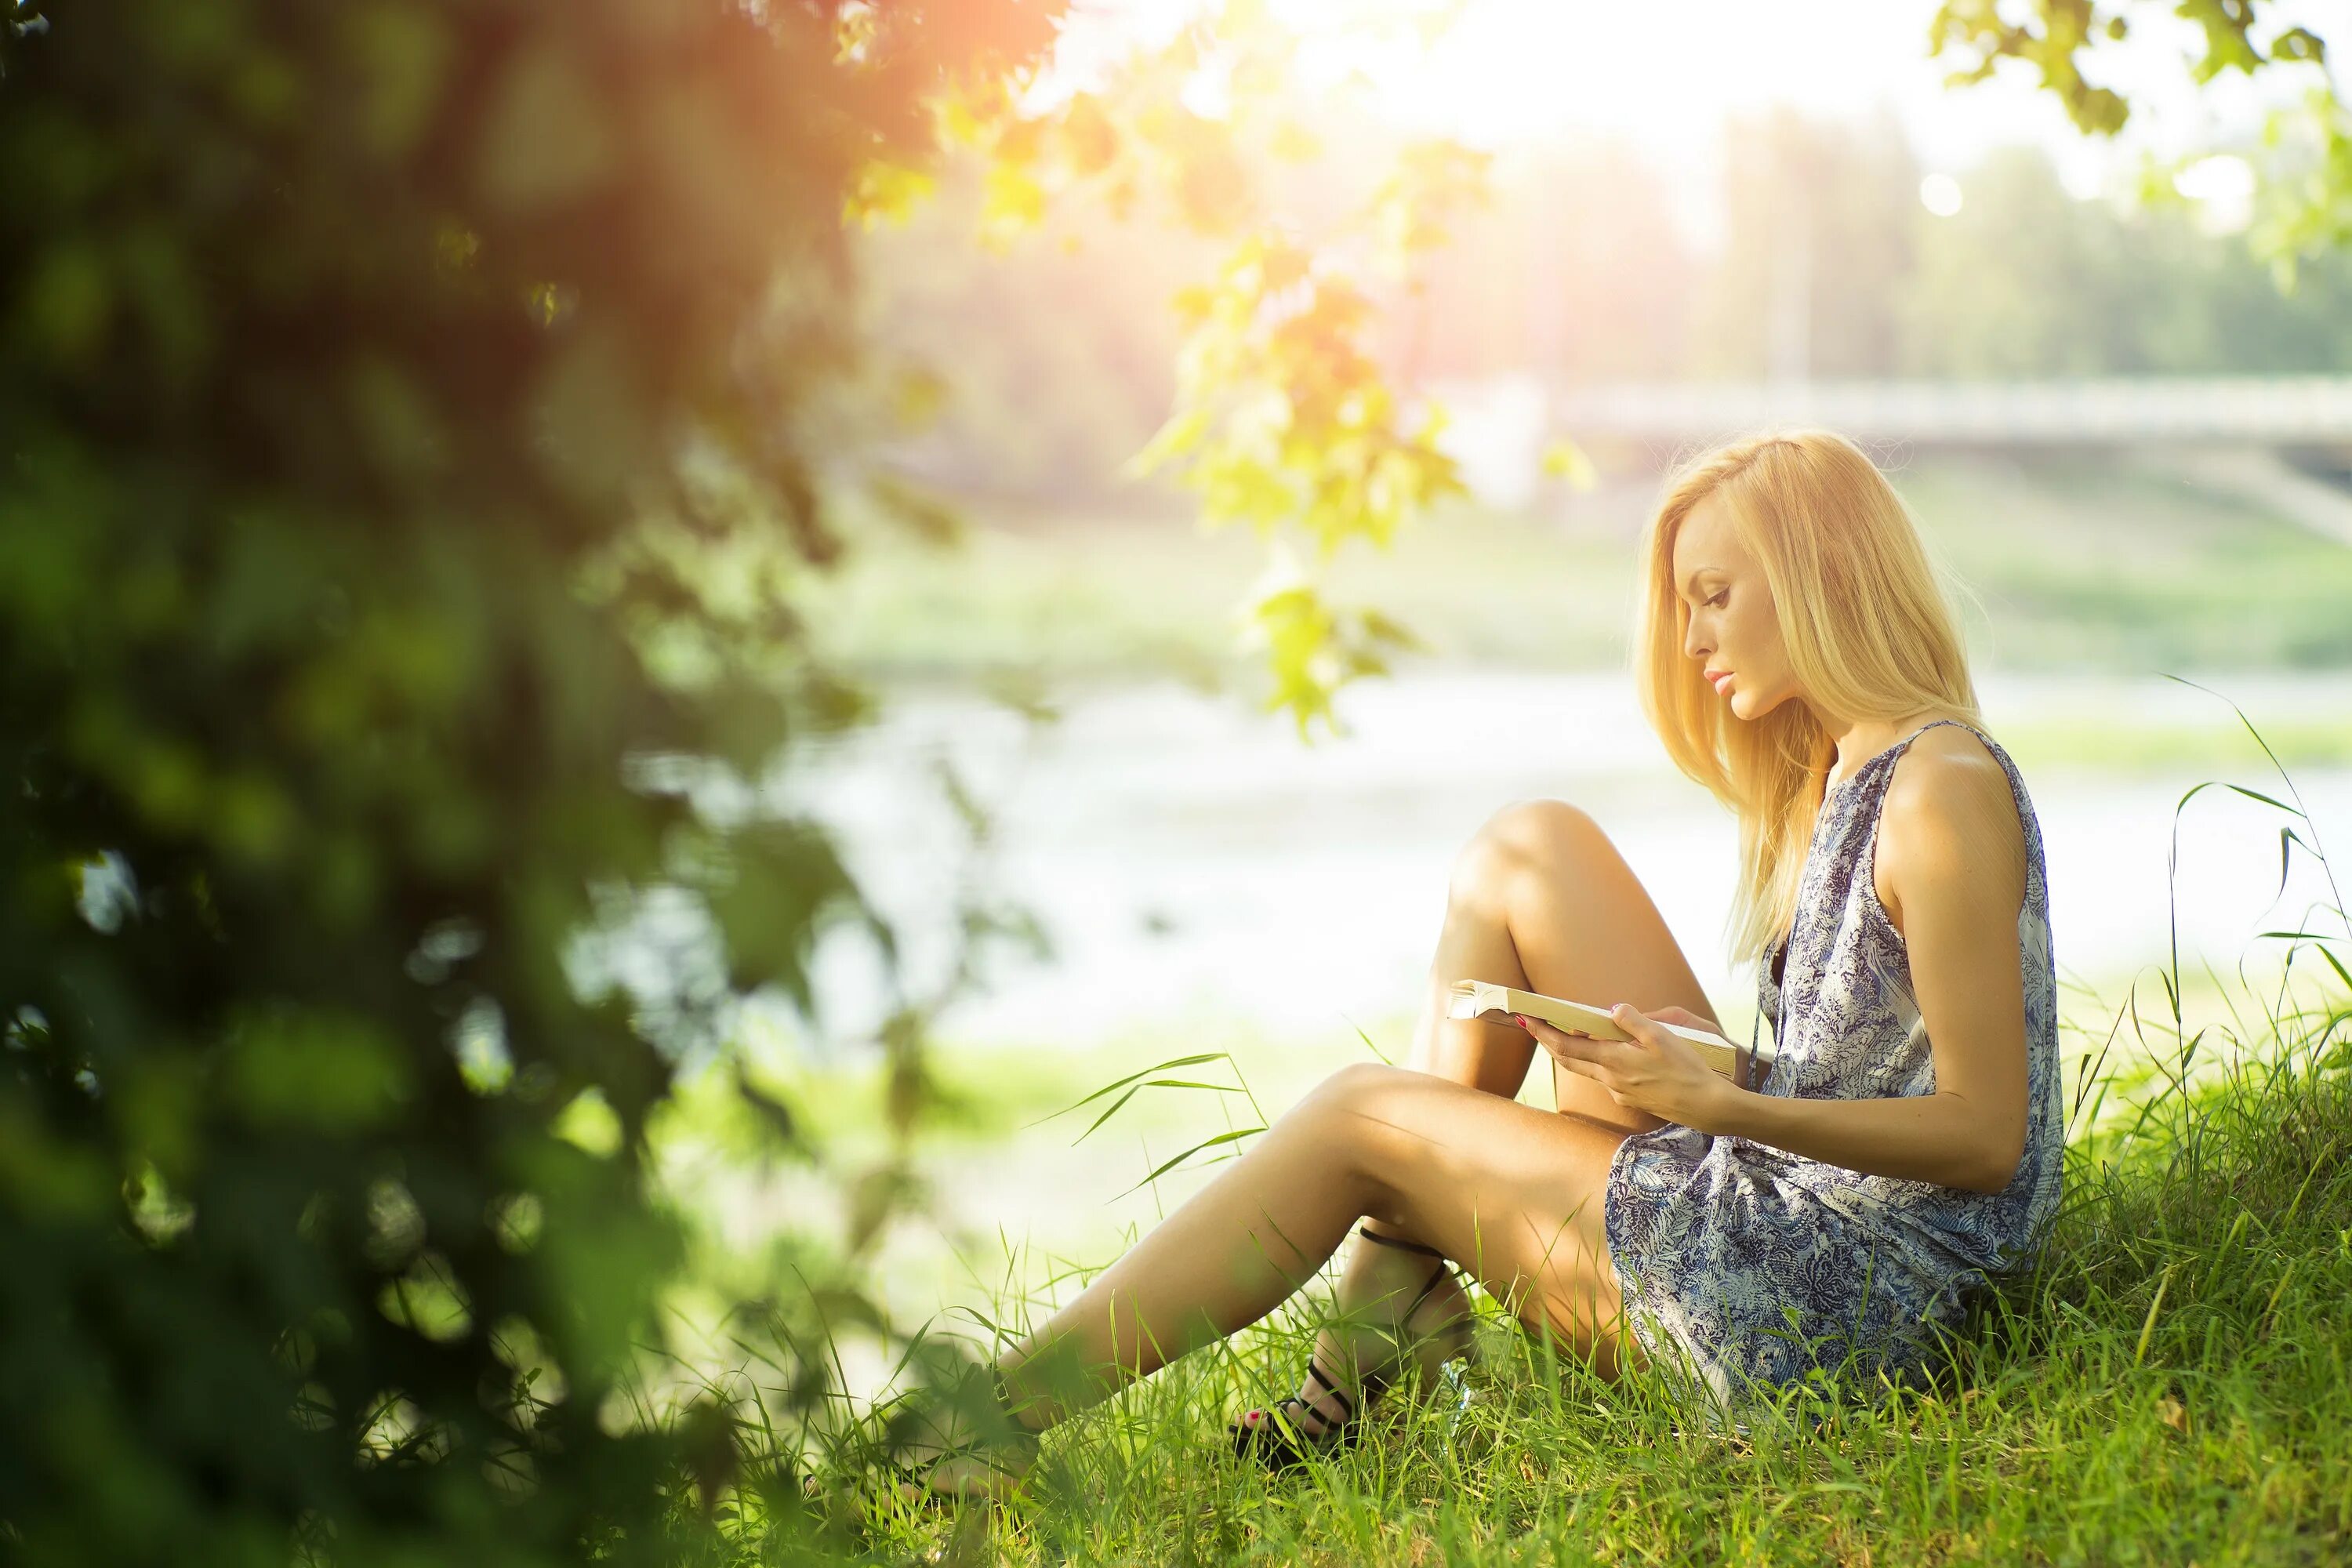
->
xmin=894 ymin=430 xmax=2062 ymax=1501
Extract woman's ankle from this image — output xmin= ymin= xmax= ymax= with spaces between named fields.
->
xmin=1331 ymin=1247 xmax=1472 ymax=1387
xmin=1269 ymin=1352 xmax=1356 ymax=1441
xmin=990 ymin=1359 xmax=1061 ymax=1435
xmin=895 ymin=1368 xmax=1040 ymax=1500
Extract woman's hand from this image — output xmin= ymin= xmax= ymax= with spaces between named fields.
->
xmin=1513 ymin=1004 xmax=1738 ymax=1132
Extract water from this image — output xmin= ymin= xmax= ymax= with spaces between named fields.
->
xmin=766 ymin=667 xmax=2352 ymax=1058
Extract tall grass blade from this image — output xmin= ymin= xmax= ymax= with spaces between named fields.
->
xmin=1116 ymin=1125 xmax=1265 ymax=1200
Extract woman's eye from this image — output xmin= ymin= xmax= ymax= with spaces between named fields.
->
xmin=1706 ymin=591 xmax=1727 ymax=608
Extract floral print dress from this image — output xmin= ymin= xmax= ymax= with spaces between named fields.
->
xmin=1602 ymin=717 xmax=2063 ymax=1404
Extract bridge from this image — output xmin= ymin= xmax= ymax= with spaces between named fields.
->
xmin=1433 ymin=376 xmax=2352 ymax=548
xmin=1544 ymin=376 xmax=2352 ymax=448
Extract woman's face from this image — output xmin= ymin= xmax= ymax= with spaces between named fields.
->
xmin=1671 ymin=493 xmax=1795 ymax=721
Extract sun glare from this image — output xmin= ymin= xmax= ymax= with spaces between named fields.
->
xmin=1919 ymin=172 xmax=1963 ymax=217
xmin=1062 ymin=0 xmax=2336 ymax=238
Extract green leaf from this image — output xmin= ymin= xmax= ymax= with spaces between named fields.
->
xmin=1029 ymin=1053 xmax=1236 ymax=1131
xmin=226 ymin=1008 xmax=412 ymax=1132
xmin=2224 ymin=783 xmax=2305 ymax=818
xmin=1116 ymin=1125 xmax=1266 ymax=1200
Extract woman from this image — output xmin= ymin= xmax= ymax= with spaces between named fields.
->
xmin=896 ymin=429 xmax=2063 ymax=1501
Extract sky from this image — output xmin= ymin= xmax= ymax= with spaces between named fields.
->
xmin=1051 ymin=0 xmax=2343 ymax=245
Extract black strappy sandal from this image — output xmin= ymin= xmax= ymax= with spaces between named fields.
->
xmin=1226 ymin=1353 xmax=1359 ymax=1473
xmin=1229 ymin=1223 xmax=1471 ymax=1473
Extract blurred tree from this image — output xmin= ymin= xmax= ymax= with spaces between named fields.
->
xmin=833 ymin=5 xmax=1491 ymax=736
xmin=0 ymin=0 xmax=1508 ymax=1558
xmin=1932 ymin=0 xmax=2346 ymax=274
xmin=1896 ymin=145 xmax=2352 ymax=376
xmin=858 ymin=162 xmax=1205 ymax=508
xmin=0 ymin=2 xmax=1068 ymax=1563
xmin=1090 ymin=11 xmax=1488 ymax=736
xmin=1692 ymin=107 xmax=1923 ymax=381
xmin=1900 ymin=147 xmax=2137 ymax=377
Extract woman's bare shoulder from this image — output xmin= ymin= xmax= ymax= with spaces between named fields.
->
xmin=1875 ymin=725 xmax=2026 ymax=932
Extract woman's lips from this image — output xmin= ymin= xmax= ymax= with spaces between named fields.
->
xmin=1710 ymin=671 xmax=1733 ymax=695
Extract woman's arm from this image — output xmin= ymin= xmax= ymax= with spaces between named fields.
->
xmin=1523 ymin=740 xmax=2031 ymax=1194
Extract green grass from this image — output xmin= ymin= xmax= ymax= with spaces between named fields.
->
xmin=1903 ymin=459 xmax=2352 ymax=673
xmin=635 ymin=931 xmax=2352 ymax=1564
xmin=801 ymin=456 xmax=2352 ymax=688
xmin=758 ymin=956 xmax=2352 ymax=1565
xmin=800 ymin=497 xmax=1638 ymax=683
xmin=1993 ymin=716 xmax=2352 ymax=772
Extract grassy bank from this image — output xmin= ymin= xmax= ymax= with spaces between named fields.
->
xmin=841 ymin=1014 xmax=2348 ymax=1564
xmin=803 ymin=456 xmax=2352 ymax=688
xmin=686 ymin=938 xmax=2352 ymax=1564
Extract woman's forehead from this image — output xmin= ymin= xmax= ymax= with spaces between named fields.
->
xmin=1673 ymin=495 xmax=1740 ymax=574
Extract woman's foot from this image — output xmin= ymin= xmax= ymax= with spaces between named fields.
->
xmin=1231 ymin=1223 xmax=1475 ymax=1468
xmin=1228 ymin=1352 xmax=1362 ymax=1463
xmin=892 ymin=1363 xmax=1048 ymax=1504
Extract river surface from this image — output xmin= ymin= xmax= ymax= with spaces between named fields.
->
xmin=756 ymin=667 xmax=2352 ymax=1060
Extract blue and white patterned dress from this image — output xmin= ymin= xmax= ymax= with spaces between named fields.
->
xmin=1602 ymin=717 xmax=2062 ymax=1404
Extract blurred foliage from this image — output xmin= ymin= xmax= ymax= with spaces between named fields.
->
xmin=0 ymin=0 xmax=1069 ymax=1562
xmin=1931 ymin=0 xmax=2348 ymax=278
xmin=859 ymin=115 xmax=2352 ymax=523
xmin=849 ymin=1 xmax=1493 ymax=736
xmin=1895 ymin=144 xmax=2352 ymax=375
xmin=1133 ymin=229 xmax=1462 ymax=735
xmin=855 ymin=164 xmax=1207 ymax=509
xmin=0 ymin=0 xmax=1524 ymax=1556
xmin=1689 ymin=110 xmax=2352 ymax=382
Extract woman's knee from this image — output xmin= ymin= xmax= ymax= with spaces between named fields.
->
xmin=1284 ymin=1062 xmax=1414 ymax=1164
xmin=1287 ymin=1061 xmax=1473 ymax=1214
xmin=1298 ymin=1060 xmax=1408 ymax=1117
xmin=1450 ymin=798 xmax=1602 ymax=909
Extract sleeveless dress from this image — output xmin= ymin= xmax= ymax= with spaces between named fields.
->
xmin=1602 ymin=717 xmax=2062 ymax=1405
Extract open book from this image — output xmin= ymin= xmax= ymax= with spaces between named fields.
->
xmin=1447 ymin=979 xmax=1777 ymax=1082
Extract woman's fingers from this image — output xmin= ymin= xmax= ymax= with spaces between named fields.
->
xmin=1515 ymin=1015 xmax=1635 ymax=1078
xmin=1554 ymin=1056 xmax=1617 ymax=1094
xmin=1513 ymin=1012 xmax=1581 ymax=1050
xmin=1606 ymin=1002 xmax=1671 ymax=1044
xmin=1513 ymin=1007 xmax=1727 ymax=1127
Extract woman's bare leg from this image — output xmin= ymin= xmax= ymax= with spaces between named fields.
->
xmin=1427 ymin=798 xmax=1723 ymax=1123
xmin=910 ymin=800 xmax=1718 ymax=1495
xmin=1302 ymin=800 xmax=1722 ymax=1417
xmin=905 ymin=1062 xmax=1641 ymax=1496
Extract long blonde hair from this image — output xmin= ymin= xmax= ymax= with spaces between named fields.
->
xmin=1632 ymin=430 xmax=1980 ymax=967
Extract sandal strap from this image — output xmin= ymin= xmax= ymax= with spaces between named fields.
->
xmin=1399 ymin=1259 xmax=1454 ymax=1324
xmin=1356 ymin=1221 xmax=1446 ymax=1261
xmin=1238 ymin=1232 xmax=1472 ymax=1468
xmin=1301 ymin=1356 xmax=1357 ymax=1421
xmin=1360 ymin=1224 xmax=1470 ymax=1322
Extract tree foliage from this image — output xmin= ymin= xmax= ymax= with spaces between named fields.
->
xmin=0 ymin=0 xmax=1504 ymax=1557
xmin=1932 ymin=0 xmax=2349 ymax=272
xmin=855 ymin=2 xmax=1493 ymax=735
xmin=0 ymin=2 xmax=1064 ymax=1562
